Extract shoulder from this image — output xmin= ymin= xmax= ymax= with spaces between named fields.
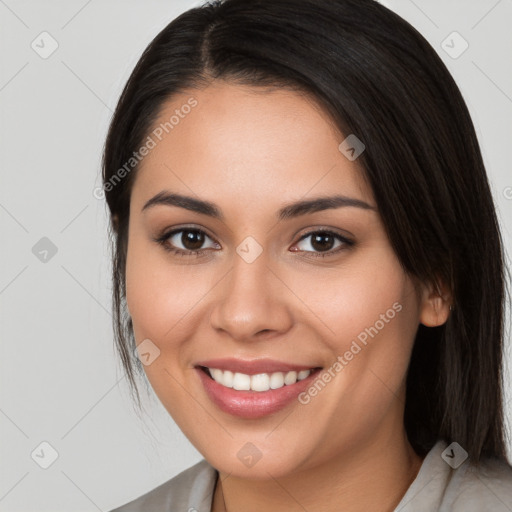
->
xmin=107 ymin=459 xmax=218 ymax=512
xmin=446 ymin=455 xmax=512 ymax=511
xmin=395 ymin=440 xmax=512 ymax=512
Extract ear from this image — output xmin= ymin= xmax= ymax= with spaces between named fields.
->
xmin=418 ymin=277 xmax=453 ymax=327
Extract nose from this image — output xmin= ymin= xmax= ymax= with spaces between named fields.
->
xmin=209 ymin=247 xmax=294 ymax=342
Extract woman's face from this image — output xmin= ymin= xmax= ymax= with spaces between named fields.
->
xmin=125 ymin=81 xmax=431 ymax=478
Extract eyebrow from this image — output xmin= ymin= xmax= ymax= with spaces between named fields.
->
xmin=141 ymin=191 xmax=376 ymax=221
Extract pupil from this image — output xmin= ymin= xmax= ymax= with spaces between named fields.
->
xmin=182 ymin=230 xmax=204 ymax=250
xmin=311 ymin=233 xmax=333 ymax=251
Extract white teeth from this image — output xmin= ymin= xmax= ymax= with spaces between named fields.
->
xmin=297 ymin=370 xmax=310 ymax=380
xmin=251 ymin=373 xmax=270 ymax=392
xmin=284 ymin=371 xmax=297 ymax=385
xmin=210 ymin=368 xmax=224 ymax=382
xmin=207 ymin=368 xmax=312 ymax=391
xmin=232 ymin=372 xmax=251 ymax=390
xmin=223 ymin=370 xmax=234 ymax=388
xmin=269 ymin=372 xmax=284 ymax=389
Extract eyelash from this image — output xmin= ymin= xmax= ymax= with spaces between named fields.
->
xmin=153 ymin=227 xmax=355 ymax=259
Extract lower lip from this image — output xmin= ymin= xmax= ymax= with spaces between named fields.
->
xmin=196 ymin=367 xmax=321 ymax=419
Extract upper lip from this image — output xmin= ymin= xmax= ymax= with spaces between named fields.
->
xmin=195 ymin=358 xmax=321 ymax=375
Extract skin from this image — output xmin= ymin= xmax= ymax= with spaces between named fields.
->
xmin=124 ymin=81 xmax=451 ymax=512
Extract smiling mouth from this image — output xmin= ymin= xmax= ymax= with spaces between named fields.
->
xmin=197 ymin=366 xmax=322 ymax=392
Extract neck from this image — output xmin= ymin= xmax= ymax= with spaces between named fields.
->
xmin=212 ymin=432 xmax=424 ymax=512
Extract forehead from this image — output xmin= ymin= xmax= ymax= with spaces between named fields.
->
xmin=130 ymin=81 xmax=374 ymax=215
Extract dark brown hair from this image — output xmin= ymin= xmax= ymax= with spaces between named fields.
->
xmin=101 ymin=0 xmax=511 ymax=464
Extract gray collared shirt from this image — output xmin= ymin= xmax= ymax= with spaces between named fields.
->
xmin=109 ymin=440 xmax=512 ymax=511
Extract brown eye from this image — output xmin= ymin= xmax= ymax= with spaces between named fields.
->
xmin=154 ymin=227 xmax=220 ymax=256
xmin=310 ymin=232 xmax=336 ymax=251
xmin=293 ymin=230 xmax=354 ymax=258
xmin=180 ymin=230 xmax=206 ymax=251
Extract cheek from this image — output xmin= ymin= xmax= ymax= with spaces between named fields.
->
xmin=291 ymin=264 xmax=419 ymax=457
xmin=124 ymin=233 xmax=222 ymax=390
xmin=125 ymin=234 xmax=196 ymax=342
xmin=124 ymin=236 xmax=204 ymax=416
xmin=293 ymin=250 xmax=420 ymax=408
xmin=292 ymin=256 xmax=414 ymax=348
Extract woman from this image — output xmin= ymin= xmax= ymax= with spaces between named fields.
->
xmin=103 ymin=0 xmax=512 ymax=510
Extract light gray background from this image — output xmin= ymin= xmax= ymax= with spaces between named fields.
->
xmin=1 ymin=1 xmax=511 ymax=511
